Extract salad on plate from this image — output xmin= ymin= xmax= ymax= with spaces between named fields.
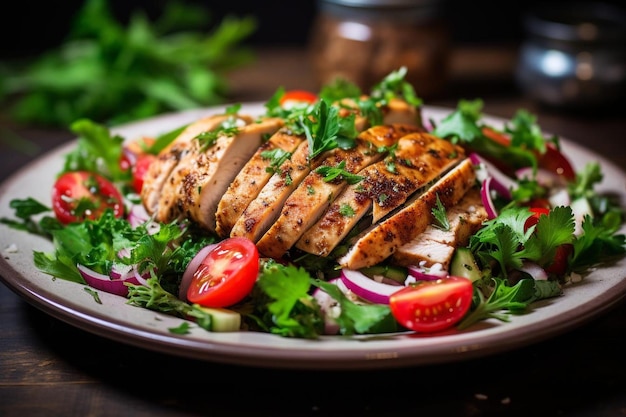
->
xmin=2 ymin=68 xmax=625 ymax=340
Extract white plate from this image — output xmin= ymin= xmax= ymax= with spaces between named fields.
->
xmin=1 ymin=103 xmax=625 ymax=370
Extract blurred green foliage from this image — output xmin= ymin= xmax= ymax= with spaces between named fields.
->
xmin=0 ymin=0 xmax=257 ymax=127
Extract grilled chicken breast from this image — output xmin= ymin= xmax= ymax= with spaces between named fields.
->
xmin=213 ymin=126 xmax=300 ymax=238
xmin=337 ymin=157 xmax=477 ymax=269
xmin=141 ymin=113 xmax=237 ymax=215
xmin=296 ymin=132 xmax=464 ymax=256
xmin=229 ymin=140 xmax=312 ymax=242
xmin=391 ymin=187 xmax=487 ymax=269
xmin=255 ymin=138 xmax=383 ymax=259
xmin=154 ymin=117 xmax=283 ymax=230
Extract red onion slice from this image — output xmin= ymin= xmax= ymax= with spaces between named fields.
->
xmin=77 ymin=263 xmax=142 ymax=297
xmin=481 ymin=177 xmax=499 ymax=219
xmin=339 ymin=269 xmax=404 ymax=305
xmin=127 ymin=203 xmax=160 ymax=234
xmin=407 ymin=263 xmax=448 ymax=281
xmin=470 ymin=152 xmax=516 ymax=200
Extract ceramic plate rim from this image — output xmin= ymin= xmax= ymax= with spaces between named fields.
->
xmin=1 ymin=103 xmax=625 ymax=370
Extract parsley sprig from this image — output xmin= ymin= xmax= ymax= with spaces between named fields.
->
xmin=315 ymin=160 xmax=364 ymax=184
xmin=302 ymin=100 xmax=358 ymax=160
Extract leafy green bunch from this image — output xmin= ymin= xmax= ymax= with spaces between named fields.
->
xmin=0 ymin=0 xmax=257 ymax=127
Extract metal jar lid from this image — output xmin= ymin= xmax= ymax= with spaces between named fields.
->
xmin=317 ymin=0 xmax=445 ymax=21
xmin=523 ymin=1 xmax=626 ymax=44
xmin=319 ymin=0 xmax=440 ymax=7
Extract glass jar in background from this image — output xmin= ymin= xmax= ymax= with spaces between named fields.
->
xmin=308 ymin=0 xmax=450 ymax=98
xmin=516 ymin=2 xmax=626 ymax=110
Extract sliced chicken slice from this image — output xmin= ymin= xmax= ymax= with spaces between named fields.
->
xmin=141 ymin=113 xmax=237 ymax=215
xmin=214 ymin=127 xmax=303 ymax=238
xmin=296 ymin=132 xmax=463 ymax=257
xmin=391 ymin=187 xmax=487 ymax=269
xmin=255 ymin=140 xmax=381 ymax=259
xmin=337 ymin=157 xmax=477 ymax=269
xmin=230 ymin=140 xmax=312 ymax=242
xmin=155 ymin=117 xmax=284 ymax=230
xmin=255 ymin=124 xmax=419 ymax=259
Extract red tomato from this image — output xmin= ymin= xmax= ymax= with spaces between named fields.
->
xmin=279 ymin=90 xmax=317 ymax=106
xmin=537 ymin=143 xmax=576 ymax=181
xmin=545 ymin=244 xmax=573 ymax=275
xmin=524 ymin=207 xmax=550 ymax=230
xmin=132 ymin=154 xmax=157 ymax=194
xmin=187 ymin=237 xmax=260 ymax=308
xmin=481 ymin=127 xmax=576 ymax=181
xmin=51 ymin=171 xmax=124 ymax=224
xmin=389 ymin=276 xmax=474 ymax=333
xmin=523 ymin=207 xmax=572 ymax=275
xmin=481 ymin=126 xmax=511 ymax=147
xmin=120 ymin=137 xmax=156 ymax=172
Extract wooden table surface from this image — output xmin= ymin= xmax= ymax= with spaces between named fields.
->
xmin=1 ymin=47 xmax=625 ymax=417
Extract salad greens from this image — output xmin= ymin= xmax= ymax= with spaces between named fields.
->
xmin=1 ymin=68 xmax=625 ymax=340
xmin=0 ymin=0 xmax=257 ymax=127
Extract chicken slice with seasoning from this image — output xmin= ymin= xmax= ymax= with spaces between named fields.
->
xmin=296 ymin=132 xmax=463 ymax=257
xmin=141 ymin=113 xmax=238 ymax=215
xmin=337 ymin=157 xmax=476 ymax=269
xmin=214 ymin=127 xmax=304 ymax=238
xmin=255 ymin=124 xmax=419 ymax=259
xmin=229 ymin=140 xmax=312 ymax=242
xmin=391 ymin=187 xmax=487 ymax=270
xmin=156 ymin=117 xmax=284 ymax=231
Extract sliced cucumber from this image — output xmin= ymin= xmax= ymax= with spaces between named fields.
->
xmin=360 ymin=264 xmax=408 ymax=284
xmin=450 ymin=247 xmax=483 ymax=282
xmin=197 ymin=306 xmax=242 ymax=332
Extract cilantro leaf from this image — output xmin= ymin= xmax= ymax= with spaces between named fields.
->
xmin=255 ymin=262 xmax=324 ymax=339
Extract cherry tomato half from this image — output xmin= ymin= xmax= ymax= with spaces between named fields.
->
xmin=524 ymin=207 xmax=550 ymax=230
xmin=279 ymin=90 xmax=317 ymax=107
xmin=537 ymin=143 xmax=576 ymax=181
xmin=523 ymin=207 xmax=572 ymax=275
xmin=132 ymin=153 xmax=157 ymax=194
xmin=187 ymin=237 xmax=260 ymax=308
xmin=389 ymin=276 xmax=474 ymax=333
xmin=52 ymin=171 xmax=124 ymax=224
xmin=481 ymin=127 xmax=576 ymax=181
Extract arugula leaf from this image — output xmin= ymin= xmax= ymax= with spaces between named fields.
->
xmin=457 ymin=277 xmax=562 ymax=330
xmin=0 ymin=197 xmax=60 ymax=237
xmin=126 ymin=276 xmax=214 ymax=329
